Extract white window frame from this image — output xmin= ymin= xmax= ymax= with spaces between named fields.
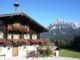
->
xmin=0 ymin=48 xmax=2 ymax=53
xmin=8 ymin=33 xmax=12 ymax=40
xmin=13 ymin=34 xmax=20 ymax=40
xmin=0 ymin=32 xmax=4 ymax=39
xmin=24 ymin=34 xmax=30 ymax=40
xmin=32 ymin=34 xmax=37 ymax=40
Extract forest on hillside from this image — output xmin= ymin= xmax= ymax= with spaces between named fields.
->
xmin=55 ymin=35 xmax=80 ymax=51
xmin=43 ymin=35 xmax=80 ymax=51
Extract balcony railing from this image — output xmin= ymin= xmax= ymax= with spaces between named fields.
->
xmin=30 ymin=39 xmax=44 ymax=44
xmin=0 ymin=39 xmax=12 ymax=45
xmin=0 ymin=39 xmax=44 ymax=45
xmin=8 ymin=24 xmax=29 ymax=32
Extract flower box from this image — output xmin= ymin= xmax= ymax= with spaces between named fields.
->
xmin=8 ymin=25 xmax=13 ymax=30
xmin=6 ymin=40 xmax=12 ymax=44
xmin=25 ymin=40 xmax=30 ymax=44
xmin=13 ymin=40 xmax=18 ymax=43
xmin=39 ymin=40 xmax=44 ymax=43
xmin=0 ymin=40 xmax=5 ymax=43
xmin=31 ymin=40 xmax=39 ymax=44
xmin=31 ymin=40 xmax=44 ymax=44
xmin=24 ymin=26 xmax=29 ymax=32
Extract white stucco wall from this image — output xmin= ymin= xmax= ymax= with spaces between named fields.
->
xmin=18 ymin=45 xmax=39 ymax=57
xmin=0 ymin=45 xmax=39 ymax=57
xmin=55 ymin=51 xmax=59 ymax=57
xmin=0 ymin=46 xmax=13 ymax=57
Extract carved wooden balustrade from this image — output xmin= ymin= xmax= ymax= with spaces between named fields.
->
xmin=0 ymin=39 xmax=44 ymax=45
xmin=8 ymin=24 xmax=29 ymax=32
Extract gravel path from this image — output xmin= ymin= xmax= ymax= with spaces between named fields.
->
xmin=0 ymin=57 xmax=80 ymax=60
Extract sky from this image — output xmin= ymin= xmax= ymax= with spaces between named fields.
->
xmin=0 ymin=0 xmax=80 ymax=25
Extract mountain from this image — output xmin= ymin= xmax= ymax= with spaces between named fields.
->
xmin=40 ymin=19 xmax=80 ymax=40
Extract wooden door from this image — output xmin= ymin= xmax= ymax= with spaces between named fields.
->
xmin=12 ymin=47 xmax=18 ymax=56
xmin=54 ymin=52 xmax=56 ymax=56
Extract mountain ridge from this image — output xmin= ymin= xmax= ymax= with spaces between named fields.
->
xmin=44 ymin=19 xmax=80 ymax=30
xmin=40 ymin=19 xmax=80 ymax=40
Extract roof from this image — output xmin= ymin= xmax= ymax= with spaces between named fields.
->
xmin=42 ymin=46 xmax=61 ymax=51
xmin=0 ymin=12 xmax=49 ymax=33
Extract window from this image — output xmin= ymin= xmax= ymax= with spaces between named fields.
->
xmin=0 ymin=20 xmax=3 ymax=25
xmin=32 ymin=34 xmax=37 ymax=40
xmin=8 ymin=33 xmax=12 ymax=40
xmin=0 ymin=32 xmax=4 ymax=39
xmin=8 ymin=47 xmax=10 ymax=50
xmin=0 ymin=48 xmax=2 ymax=53
xmin=24 ymin=34 xmax=30 ymax=40
xmin=13 ymin=34 xmax=20 ymax=39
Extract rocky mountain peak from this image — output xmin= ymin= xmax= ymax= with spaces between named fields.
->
xmin=53 ymin=19 xmax=67 ymax=24
xmin=45 ymin=19 xmax=80 ymax=30
xmin=41 ymin=19 xmax=80 ymax=40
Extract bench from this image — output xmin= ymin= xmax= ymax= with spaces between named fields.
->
xmin=0 ymin=54 xmax=6 ymax=58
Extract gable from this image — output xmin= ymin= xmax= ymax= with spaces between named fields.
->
xmin=0 ymin=12 xmax=48 ymax=33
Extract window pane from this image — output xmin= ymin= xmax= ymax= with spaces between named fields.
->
xmin=0 ymin=20 xmax=3 ymax=25
xmin=0 ymin=32 xmax=3 ymax=39
xmin=24 ymin=34 xmax=30 ymax=40
xmin=32 ymin=34 xmax=37 ymax=40
xmin=0 ymin=48 xmax=2 ymax=53
xmin=13 ymin=34 xmax=20 ymax=40
xmin=8 ymin=34 xmax=12 ymax=40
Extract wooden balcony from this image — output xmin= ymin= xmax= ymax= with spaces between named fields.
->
xmin=0 ymin=39 xmax=12 ymax=45
xmin=0 ymin=39 xmax=44 ymax=45
xmin=13 ymin=39 xmax=44 ymax=45
xmin=31 ymin=39 xmax=44 ymax=44
xmin=8 ymin=24 xmax=29 ymax=32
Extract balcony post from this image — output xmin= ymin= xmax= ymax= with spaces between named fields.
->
xmin=5 ymin=24 xmax=8 ymax=45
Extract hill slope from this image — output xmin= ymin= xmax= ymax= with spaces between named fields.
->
xmin=40 ymin=19 xmax=80 ymax=40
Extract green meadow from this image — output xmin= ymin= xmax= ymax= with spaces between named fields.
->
xmin=59 ymin=49 xmax=80 ymax=58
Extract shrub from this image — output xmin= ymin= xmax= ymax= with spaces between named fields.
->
xmin=45 ymin=48 xmax=53 ymax=56
xmin=41 ymin=47 xmax=53 ymax=57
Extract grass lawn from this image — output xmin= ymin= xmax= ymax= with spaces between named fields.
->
xmin=59 ymin=49 xmax=80 ymax=58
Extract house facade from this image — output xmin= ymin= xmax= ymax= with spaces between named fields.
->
xmin=0 ymin=12 xmax=48 ymax=57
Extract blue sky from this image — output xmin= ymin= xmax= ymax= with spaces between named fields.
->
xmin=0 ymin=0 xmax=80 ymax=25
